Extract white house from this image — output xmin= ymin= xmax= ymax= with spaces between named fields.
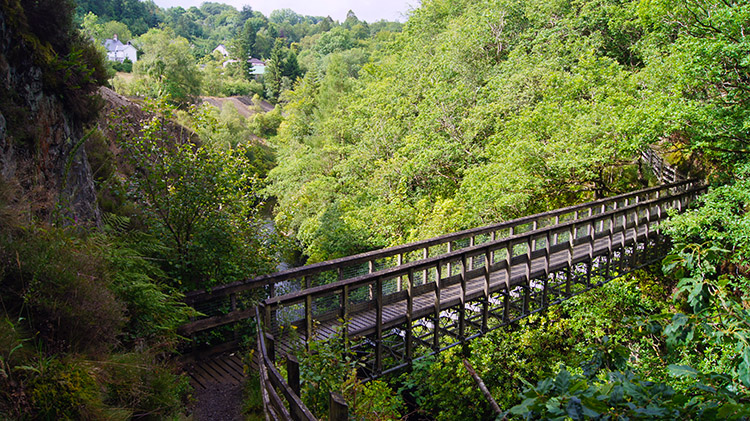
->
xmin=104 ymin=35 xmax=137 ymax=63
xmin=213 ymin=44 xmax=230 ymax=57
xmin=248 ymin=57 xmax=266 ymax=75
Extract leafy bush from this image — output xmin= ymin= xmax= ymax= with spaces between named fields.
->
xmin=509 ymin=368 xmax=750 ymax=420
xmin=404 ymin=351 xmax=495 ymax=421
xmin=99 ymin=222 xmax=198 ymax=349
xmin=298 ymin=325 xmax=358 ymax=417
xmin=399 ymin=273 xmax=672 ymax=418
xmin=344 ymin=378 xmax=404 ymax=421
xmin=117 ymin=103 xmax=276 ymax=290
xmin=102 ymin=352 xmax=191 ymax=420
xmin=111 ymin=58 xmax=133 ymax=73
xmin=0 ymin=223 xmax=125 ymax=355
xmin=27 ymin=358 xmax=103 ymax=419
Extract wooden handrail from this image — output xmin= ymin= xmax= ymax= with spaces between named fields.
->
xmin=178 ymin=181 xmax=703 ymax=336
xmin=185 ymin=179 xmax=700 ymax=305
xmin=251 ymin=180 xmax=704 ymax=381
xmin=255 ymin=307 xmax=317 ymax=421
xmin=262 ymin=182 xmax=703 ymax=308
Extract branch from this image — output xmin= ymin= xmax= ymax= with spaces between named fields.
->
xmin=463 ymin=359 xmax=504 ymax=417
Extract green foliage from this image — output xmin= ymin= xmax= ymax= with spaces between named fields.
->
xmin=117 ymin=102 xmax=276 ymax=290
xmin=509 ymin=368 xmax=750 ymax=420
xmin=298 ymin=324 xmax=359 ymax=417
xmin=102 ymin=352 xmax=191 ymax=420
xmin=268 ymin=0 xmax=651 ymax=261
xmin=98 ymin=219 xmax=197 ymax=348
xmin=344 ymin=378 xmax=404 ymax=421
xmin=401 ymin=275 xmax=671 ymax=417
xmin=659 ymin=171 xmax=750 ymax=390
xmin=0 ymin=182 xmax=192 ymax=420
xmin=243 ymin=368 xmax=264 ymax=419
xmin=75 ymin=0 xmax=159 ymax=35
xmin=636 ymin=0 xmax=750 ymax=171
xmin=405 ymin=351 xmax=496 ymax=420
xmin=27 ymin=358 xmax=103 ymax=419
xmin=133 ymin=27 xmax=202 ymax=105
xmin=200 ymin=58 xmax=263 ymax=97
xmin=293 ymin=323 xmax=404 ymax=419
xmin=111 ymin=57 xmax=133 ymax=73
xmin=0 ymin=221 xmax=126 ymax=354
xmin=1 ymin=0 xmax=109 ymax=126
xmin=81 ymin=13 xmax=133 ymax=44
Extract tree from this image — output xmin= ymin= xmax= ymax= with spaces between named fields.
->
xmin=234 ymin=19 xmax=257 ymax=78
xmin=283 ymin=49 xmax=302 ymax=80
xmin=134 ymin=28 xmax=201 ymax=105
xmin=119 ymin=104 xmax=275 ymax=289
xmin=343 ymin=10 xmax=360 ymax=29
xmin=264 ymin=38 xmax=285 ymax=101
xmin=637 ymin=0 xmax=750 ymax=173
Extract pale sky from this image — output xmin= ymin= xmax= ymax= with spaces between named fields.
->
xmin=151 ymin=0 xmax=417 ymax=23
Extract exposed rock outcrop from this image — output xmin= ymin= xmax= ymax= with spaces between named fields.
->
xmin=0 ymin=4 xmax=100 ymax=225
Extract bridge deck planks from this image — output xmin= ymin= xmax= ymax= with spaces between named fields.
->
xmin=277 ymin=226 xmax=648 ymax=350
xmin=183 ymin=353 xmax=247 ymax=389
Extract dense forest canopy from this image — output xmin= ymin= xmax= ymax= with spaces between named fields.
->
xmin=2 ymin=0 xmax=750 ymax=418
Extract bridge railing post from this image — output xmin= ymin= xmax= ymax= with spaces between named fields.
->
xmin=397 ymin=253 xmax=404 ymax=291
xmin=469 ymin=237 xmax=475 ymax=270
xmin=524 ymin=236 xmax=532 ymax=314
xmin=287 ymin=354 xmax=300 ymax=397
xmin=376 ymin=276 xmax=383 ymax=375
xmin=341 ymin=284 xmax=349 ymax=345
xmin=482 ymin=248 xmax=491 ymax=333
xmin=447 ymin=242 xmax=453 ymax=277
xmin=433 ymin=261 xmax=442 ymax=351
xmin=265 ymin=332 xmax=276 ymax=363
xmin=406 ymin=269 xmax=414 ymax=363
xmin=230 ymin=293 xmax=238 ymax=341
xmin=459 ymin=253 xmax=467 ymax=343
xmin=305 ymin=294 xmax=313 ymax=347
xmin=329 ymin=392 xmax=349 ymax=421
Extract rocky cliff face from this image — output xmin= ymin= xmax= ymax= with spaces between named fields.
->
xmin=0 ymin=4 xmax=100 ymax=225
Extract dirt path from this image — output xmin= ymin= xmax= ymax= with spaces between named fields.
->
xmin=193 ymin=383 xmax=244 ymax=421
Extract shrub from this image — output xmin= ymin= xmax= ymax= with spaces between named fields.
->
xmin=102 ymin=352 xmax=191 ymax=420
xmin=27 ymin=358 xmax=104 ymax=419
xmin=0 ymin=224 xmax=125 ymax=355
xmin=345 ymin=378 xmax=404 ymax=420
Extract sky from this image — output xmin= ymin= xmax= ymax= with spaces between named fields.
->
xmin=150 ymin=0 xmax=417 ymax=23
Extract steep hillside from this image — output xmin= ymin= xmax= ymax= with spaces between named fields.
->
xmin=0 ymin=0 xmax=107 ymax=224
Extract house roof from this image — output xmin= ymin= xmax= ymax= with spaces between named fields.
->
xmin=104 ymin=36 xmax=135 ymax=53
xmin=213 ymin=44 xmax=230 ymax=57
xmin=248 ymin=58 xmax=266 ymax=66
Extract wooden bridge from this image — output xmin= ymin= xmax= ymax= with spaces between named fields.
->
xmin=180 ymin=178 xmax=704 ymax=420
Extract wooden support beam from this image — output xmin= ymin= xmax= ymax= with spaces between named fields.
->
xmin=305 ymin=295 xmax=313 ymax=347
xmin=342 ymin=285 xmax=349 ymax=344
xmin=504 ymin=242 xmax=512 ymax=292
xmin=463 ymin=359 xmax=502 ymax=416
xmin=397 ymin=253 xmax=404 ymax=291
